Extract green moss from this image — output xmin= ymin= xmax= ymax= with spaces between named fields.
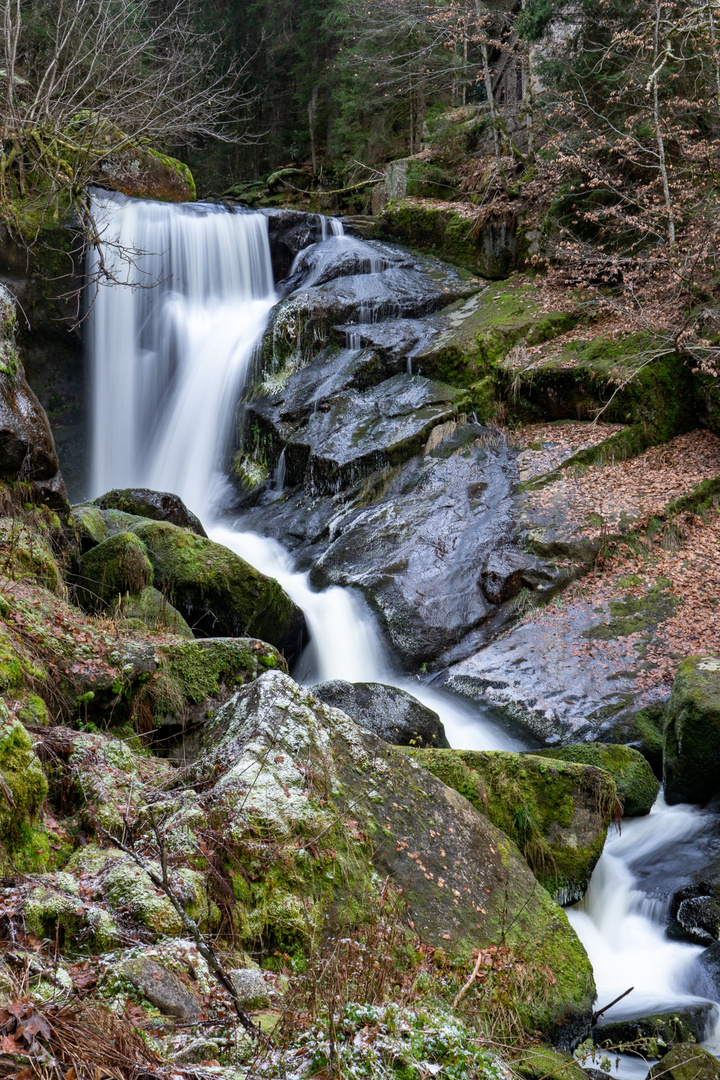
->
xmin=664 ymin=656 xmax=720 ymax=804
xmin=160 ymin=638 xmax=286 ymax=706
xmin=120 ymin=586 xmax=193 ymax=638
xmin=583 ymin=583 xmax=679 ymax=641
xmin=533 ymin=744 xmax=659 ymax=817
xmin=72 ymin=504 xmax=109 ymax=548
xmin=76 ymin=531 xmax=153 ymax=612
xmin=126 ymin=517 xmax=302 ymax=650
xmin=375 ymin=199 xmax=515 ymax=278
xmin=25 ymin=877 xmax=119 ymax=951
xmin=403 ymin=747 xmax=617 ymax=904
xmin=17 ymin=694 xmax=49 ymax=727
xmin=0 ymin=705 xmax=49 ymax=868
xmin=515 ymin=1045 xmax=590 ymax=1080
xmin=0 ymin=518 xmax=61 ymax=591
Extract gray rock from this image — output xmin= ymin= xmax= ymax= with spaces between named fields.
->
xmin=92 ymin=488 xmax=207 ymax=537
xmin=595 ymin=1006 xmax=712 ymax=1050
xmin=312 ymin=680 xmax=448 ymax=747
xmin=664 ymin=657 xmax=720 ymax=805
xmin=175 ymin=1037 xmax=220 ymax=1063
xmin=117 ymin=957 xmax=200 ymax=1020
xmin=676 ymin=896 xmax=720 ymax=945
xmin=228 ymin=968 xmax=270 ymax=1009
xmin=192 ymin=670 xmax=596 ymax=1046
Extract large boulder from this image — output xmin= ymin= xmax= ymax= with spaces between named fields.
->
xmin=311 ymin=680 xmax=449 ymax=747
xmin=533 ymin=744 xmax=659 ymax=817
xmin=91 ymin=488 xmax=207 ymax=536
xmin=186 ymin=671 xmax=595 ymax=1043
xmin=403 ymin=748 xmax=617 ymax=904
xmin=664 ymin=657 xmax=720 ymax=804
xmin=71 ymin=508 xmax=308 ymax=664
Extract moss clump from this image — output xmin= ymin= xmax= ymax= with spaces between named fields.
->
xmin=0 ymin=704 xmax=49 ymax=868
xmin=583 ymin=582 xmax=679 ymax=642
xmin=648 ymin=1043 xmax=720 ymax=1080
xmin=159 ymin=637 xmax=287 ymax=705
xmin=76 ymin=531 xmax=153 ymax=612
xmin=533 ymin=743 xmax=659 ymax=817
xmin=24 ymin=877 xmax=119 ymax=952
xmin=404 ymin=747 xmax=617 ymax=904
xmin=120 ymin=586 xmax=193 ymax=638
xmin=664 ymin=656 xmax=720 ymax=804
xmin=0 ymin=518 xmax=61 ymax=592
xmin=515 ymin=1045 xmax=590 ymax=1080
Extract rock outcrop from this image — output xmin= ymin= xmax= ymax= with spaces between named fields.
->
xmin=664 ymin=657 xmax=720 ymax=804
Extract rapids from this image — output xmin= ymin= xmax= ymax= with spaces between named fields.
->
xmin=86 ymin=192 xmax=720 ymax=1076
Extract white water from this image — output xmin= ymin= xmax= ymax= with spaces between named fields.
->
xmin=86 ymin=193 xmax=720 ymax=1073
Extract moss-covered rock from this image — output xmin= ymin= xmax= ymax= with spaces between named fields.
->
xmin=188 ymin=671 xmax=595 ymax=1042
xmin=126 ymin=518 xmax=306 ymax=663
xmin=0 ymin=518 xmax=61 ymax=592
xmin=76 ymin=531 xmax=153 ymax=612
xmin=664 ymin=657 xmax=720 ymax=804
xmin=375 ymin=198 xmax=517 ymax=279
xmin=24 ymin=873 xmax=119 ymax=951
xmin=595 ymin=1007 xmax=710 ymax=1056
xmin=91 ymin=489 xmax=206 ymax=536
xmin=515 ymin=1045 xmax=590 ymax=1080
xmin=403 ymin=747 xmax=617 ymax=904
xmin=120 ymin=586 xmax=193 ymax=639
xmin=648 ymin=1043 xmax=720 ymax=1080
xmin=533 ymin=744 xmax=659 ymax=817
xmin=0 ymin=703 xmax=49 ymax=869
xmin=72 ymin=504 xmax=109 ymax=551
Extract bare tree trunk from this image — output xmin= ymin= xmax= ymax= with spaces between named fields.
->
xmin=523 ymin=45 xmax=535 ymax=161
xmin=651 ymin=0 xmax=675 ymax=246
xmin=308 ymin=84 xmax=318 ymax=174
xmin=481 ymin=38 xmax=501 ymax=165
xmin=706 ymin=0 xmax=720 ymax=109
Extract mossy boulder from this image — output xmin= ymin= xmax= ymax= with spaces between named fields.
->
xmin=76 ymin=531 xmax=153 ymax=612
xmin=413 ymin=281 xmax=580 ymax=398
xmin=664 ymin=657 xmax=720 ymax=804
xmin=515 ymin=1045 xmax=590 ymax=1080
xmin=533 ymin=744 xmax=659 ymax=817
xmin=72 ymin=504 xmax=109 ymax=551
xmin=375 ymin=198 xmax=517 ymax=279
xmin=65 ymin=845 xmax=218 ymax=938
xmin=0 ymin=704 xmax=49 ymax=869
xmin=126 ymin=518 xmax=307 ymax=663
xmin=648 ymin=1044 xmax=720 ymax=1080
xmin=595 ymin=1007 xmax=710 ymax=1056
xmin=403 ymin=748 xmax=617 ymax=904
xmin=188 ymin=671 xmax=595 ymax=1042
xmin=91 ymin=488 xmax=207 ymax=536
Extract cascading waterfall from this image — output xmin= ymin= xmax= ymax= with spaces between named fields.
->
xmin=88 ymin=191 xmax=276 ymax=516
xmin=86 ymin=193 xmax=720 ymax=1076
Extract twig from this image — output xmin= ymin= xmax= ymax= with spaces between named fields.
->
xmin=592 ymin=985 xmax=634 ymax=1024
xmin=452 ymin=950 xmax=486 ymax=1009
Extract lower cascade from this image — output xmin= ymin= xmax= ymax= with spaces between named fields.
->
xmin=75 ymin=192 xmax=720 ymax=1074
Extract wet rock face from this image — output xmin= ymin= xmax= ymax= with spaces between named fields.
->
xmin=311 ymin=680 xmax=449 ymax=747
xmin=664 ymin=657 xmax=720 ymax=805
xmin=595 ymin=1007 xmax=713 ymax=1054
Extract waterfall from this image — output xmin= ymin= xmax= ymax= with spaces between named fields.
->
xmin=87 ymin=191 xmax=276 ymax=518
xmin=85 ymin=195 xmax=720 ymax=1078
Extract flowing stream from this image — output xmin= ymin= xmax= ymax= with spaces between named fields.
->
xmin=86 ymin=193 xmax=720 ymax=1075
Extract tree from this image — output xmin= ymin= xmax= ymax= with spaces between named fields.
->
xmin=0 ymin=0 xmax=250 ymax=237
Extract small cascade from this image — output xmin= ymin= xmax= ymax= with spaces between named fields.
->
xmin=569 ymin=798 xmax=720 ymax=1076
